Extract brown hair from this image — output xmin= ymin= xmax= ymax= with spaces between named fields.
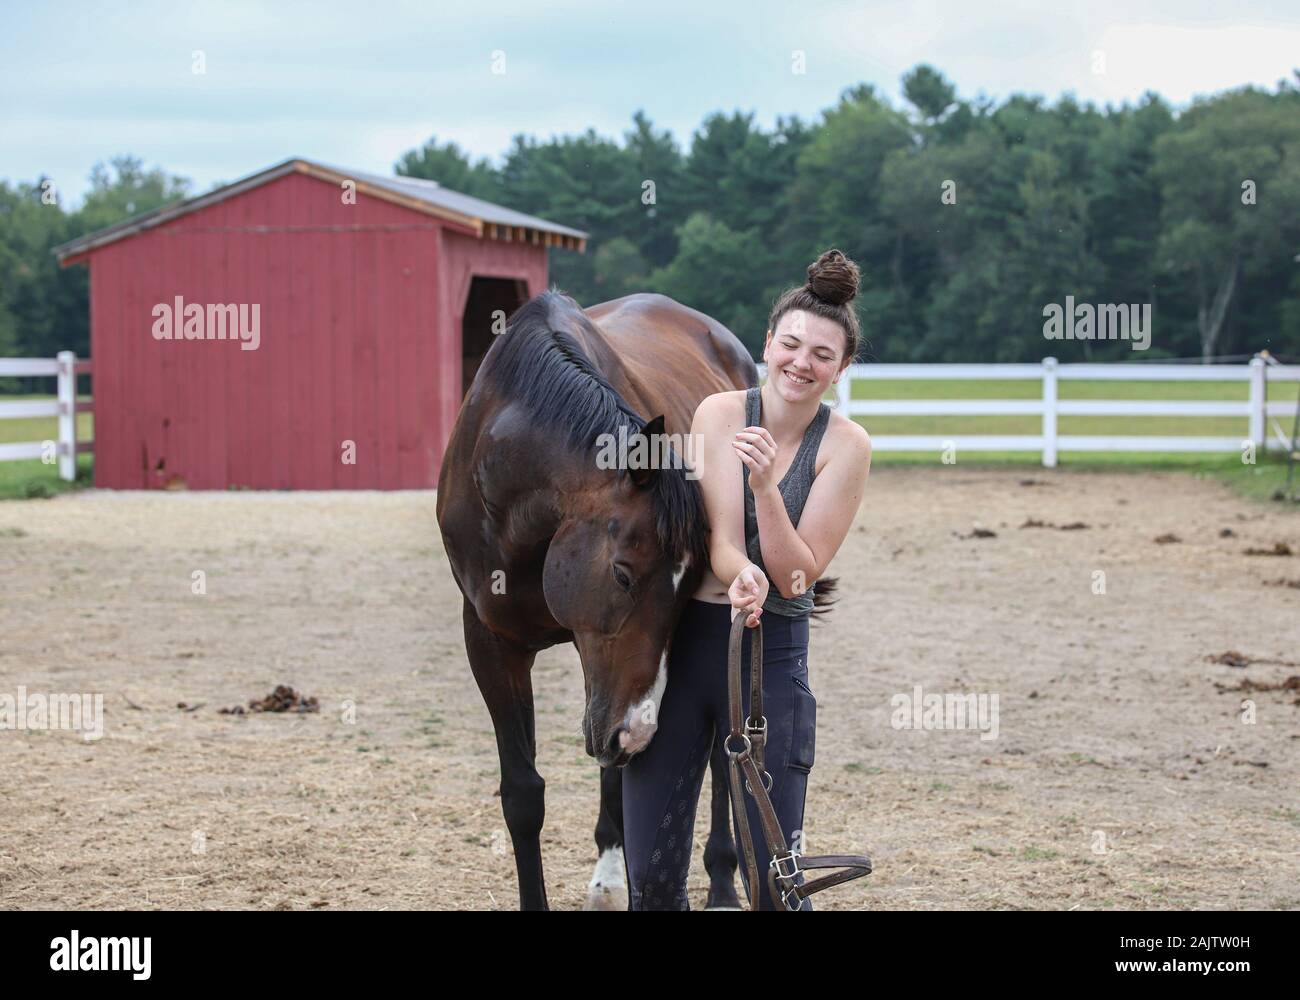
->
xmin=766 ymin=248 xmax=862 ymax=365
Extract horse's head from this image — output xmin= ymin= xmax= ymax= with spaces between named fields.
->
xmin=543 ymin=415 xmax=705 ymax=768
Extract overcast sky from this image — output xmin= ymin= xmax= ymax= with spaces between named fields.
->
xmin=3 ymin=0 xmax=1298 ymax=206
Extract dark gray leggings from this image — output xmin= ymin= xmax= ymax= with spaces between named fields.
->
xmin=621 ymin=598 xmax=816 ymax=910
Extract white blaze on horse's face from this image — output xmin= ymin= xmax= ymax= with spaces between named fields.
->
xmin=671 ymin=553 xmax=690 ymax=592
xmin=619 ymin=553 xmax=690 ymax=754
xmin=619 ymin=653 xmax=666 ymax=754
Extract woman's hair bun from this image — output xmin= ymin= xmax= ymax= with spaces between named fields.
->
xmin=805 ymin=248 xmax=860 ymax=306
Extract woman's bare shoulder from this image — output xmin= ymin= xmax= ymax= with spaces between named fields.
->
xmin=821 ymin=408 xmax=872 ymax=470
xmin=693 ymin=388 xmax=748 ymax=426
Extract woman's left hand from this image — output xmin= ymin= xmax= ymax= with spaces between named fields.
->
xmin=729 ymin=563 xmax=769 ymax=628
xmin=733 ymin=426 xmax=778 ymax=494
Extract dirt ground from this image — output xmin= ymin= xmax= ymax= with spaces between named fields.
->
xmin=1 ymin=466 xmax=1297 ymax=910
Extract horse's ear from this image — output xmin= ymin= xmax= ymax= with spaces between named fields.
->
xmin=627 ymin=415 xmax=666 ymax=489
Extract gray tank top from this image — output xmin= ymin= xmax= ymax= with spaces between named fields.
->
xmin=742 ymin=385 xmax=831 ymax=617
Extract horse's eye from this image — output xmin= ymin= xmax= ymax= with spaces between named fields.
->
xmin=612 ymin=563 xmax=632 ymax=591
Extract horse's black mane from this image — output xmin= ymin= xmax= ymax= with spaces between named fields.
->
xmin=481 ymin=288 xmax=708 ymax=567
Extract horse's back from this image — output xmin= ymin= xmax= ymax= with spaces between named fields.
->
xmin=583 ymin=293 xmax=757 ymax=433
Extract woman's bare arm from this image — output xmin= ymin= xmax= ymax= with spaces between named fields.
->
xmin=692 ymin=392 xmax=753 ymax=588
xmin=746 ymin=418 xmax=872 ymax=598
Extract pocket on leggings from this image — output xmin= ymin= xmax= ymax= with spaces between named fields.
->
xmin=789 ymin=676 xmax=817 ymax=772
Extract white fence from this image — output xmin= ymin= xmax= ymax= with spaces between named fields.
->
xmin=758 ymin=356 xmax=1300 ymax=467
xmin=0 ymin=352 xmax=93 ymax=481
xmin=4 ymin=354 xmax=1299 ymax=479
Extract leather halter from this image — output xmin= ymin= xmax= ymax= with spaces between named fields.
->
xmin=725 ymin=612 xmax=873 ymax=910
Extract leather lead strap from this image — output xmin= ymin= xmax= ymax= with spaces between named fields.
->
xmin=725 ymin=611 xmax=873 ymax=910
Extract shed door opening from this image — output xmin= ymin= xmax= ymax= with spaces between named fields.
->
xmin=461 ymin=276 xmax=528 ymax=398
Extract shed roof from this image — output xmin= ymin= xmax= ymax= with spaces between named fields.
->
xmin=54 ymin=157 xmax=588 ymax=264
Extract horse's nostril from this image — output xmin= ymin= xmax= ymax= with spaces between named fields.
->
xmin=609 ymin=727 xmax=627 ymax=753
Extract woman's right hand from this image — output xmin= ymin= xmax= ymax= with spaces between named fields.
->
xmin=729 ymin=563 xmax=769 ymax=627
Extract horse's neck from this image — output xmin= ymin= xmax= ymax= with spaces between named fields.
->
xmin=567 ymin=323 xmax=643 ymax=411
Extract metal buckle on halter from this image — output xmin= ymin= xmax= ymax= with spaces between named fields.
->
xmin=742 ymin=716 xmax=770 ymax=794
xmin=770 ymin=850 xmax=801 ymax=882
xmin=771 ymin=852 xmax=803 ymax=910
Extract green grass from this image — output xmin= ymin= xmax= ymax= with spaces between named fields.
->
xmin=0 ymin=394 xmax=94 ymax=500
xmin=0 ymin=394 xmax=95 ymax=446
xmin=0 ymin=454 xmax=93 ymax=500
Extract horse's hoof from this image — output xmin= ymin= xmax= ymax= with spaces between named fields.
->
xmin=584 ymin=883 xmax=629 ymax=911
xmin=583 ymin=846 xmax=629 ymax=911
xmin=704 ymin=886 xmax=743 ymax=910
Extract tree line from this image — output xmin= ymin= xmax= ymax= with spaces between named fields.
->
xmin=4 ymin=65 xmax=1298 ymax=365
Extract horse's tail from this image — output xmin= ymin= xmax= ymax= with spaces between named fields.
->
xmin=810 ymin=576 xmax=839 ymax=620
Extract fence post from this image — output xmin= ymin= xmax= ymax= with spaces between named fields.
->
xmin=57 ymin=350 xmax=76 ymax=482
xmin=1041 ymin=356 xmax=1058 ymax=468
xmin=836 ymin=365 xmax=852 ymax=411
xmin=1248 ymin=355 xmax=1266 ymax=451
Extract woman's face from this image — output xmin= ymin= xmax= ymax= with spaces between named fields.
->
xmin=763 ymin=310 xmax=848 ymax=402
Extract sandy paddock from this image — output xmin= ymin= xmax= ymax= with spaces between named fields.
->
xmin=0 ymin=466 xmax=1296 ymax=910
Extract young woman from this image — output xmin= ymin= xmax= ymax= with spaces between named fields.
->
xmin=622 ymin=248 xmax=873 ymax=910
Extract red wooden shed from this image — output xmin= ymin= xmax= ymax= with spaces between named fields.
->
xmin=54 ymin=157 xmax=587 ymax=490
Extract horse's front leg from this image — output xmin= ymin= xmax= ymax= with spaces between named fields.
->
xmin=584 ymin=764 xmax=629 ymax=910
xmin=462 ymin=598 xmax=547 ymax=910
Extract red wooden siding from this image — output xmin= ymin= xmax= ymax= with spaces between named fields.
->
xmin=82 ymin=170 xmax=548 ymax=489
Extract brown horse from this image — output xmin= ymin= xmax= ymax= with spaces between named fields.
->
xmin=436 ymin=287 xmax=755 ymax=910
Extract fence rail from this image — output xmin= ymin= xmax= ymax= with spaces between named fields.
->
xmin=757 ymin=356 xmax=1300 ymax=467
xmin=0 ymin=351 xmax=92 ymax=481
xmin=4 ymin=354 xmax=1299 ymax=479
